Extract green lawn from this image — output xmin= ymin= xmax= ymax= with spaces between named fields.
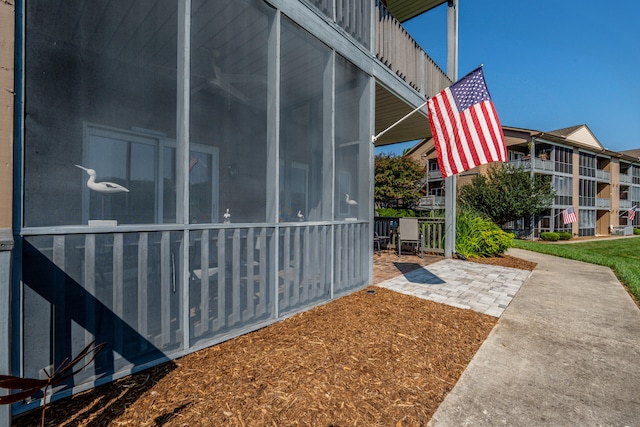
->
xmin=512 ymin=237 xmax=640 ymax=304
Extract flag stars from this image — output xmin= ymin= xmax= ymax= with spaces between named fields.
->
xmin=451 ymin=68 xmax=491 ymax=112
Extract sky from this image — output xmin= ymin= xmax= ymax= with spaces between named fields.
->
xmin=376 ymin=0 xmax=640 ymax=156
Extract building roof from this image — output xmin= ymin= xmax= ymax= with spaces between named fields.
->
xmin=620 ymin=149 xmax=640 ymax=161
xmin=546 ymin=124 xmax=604 ymax=150
xmin=405 ymin=124 xmax=640 ymax=164
xmin=382 ymin=0 xmax=449 ymax=23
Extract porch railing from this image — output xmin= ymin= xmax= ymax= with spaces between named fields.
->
xmin=17 ymin=221 xmax=370 ymax=412
xmin=374 ymin=216 xmax=445 ymax=254
xmin=375 ymin=0 xmax=450 ymax=96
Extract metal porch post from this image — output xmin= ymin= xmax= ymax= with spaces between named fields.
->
xmin=444 ymin=0 xmax=458 ymax=258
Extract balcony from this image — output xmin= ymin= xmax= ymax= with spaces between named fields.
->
xmin=596 ymin=198 xmax=610 ymax=209
xmin=508 ymin=158 xmax=555 ymax=174
xmin=620 ymin=174 xmax=633 ymax=184
xmin=427 ymin=169 xmax=442 ymax=180
xmin=372 ymin=0 xmax=451 ymax=145
xmin=375 ymin=0 xmax=450 ymax=97
xmin=595 ymin=170 xmax=611 ymax=182
xmin=415 ymin=195 xmax=445 ymax=210
xmin=620 ymin=199 xmax=633 ymax=209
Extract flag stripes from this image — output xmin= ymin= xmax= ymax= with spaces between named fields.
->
xmin=562 ymin=207 xmax=577 ymax=225
xmin=427 ymin=66 xmax=506 ymax=178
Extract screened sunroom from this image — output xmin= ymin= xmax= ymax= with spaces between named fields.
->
xmin=14 ymin=0 xmax=372 ymax=410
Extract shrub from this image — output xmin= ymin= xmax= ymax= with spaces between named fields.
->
xmin=540 ymin=232 xmax=560 ymax=241
xmin=456 ymin=210 xmax=513 ymax=258
xmin=558 ymin=232 xmax=572 ymax=240
xmin=375 ymin=208 xmax=416 ymax=217
xmin=634 ymin=228 xmax=640 ymax=235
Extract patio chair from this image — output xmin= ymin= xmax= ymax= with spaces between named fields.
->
xmin=397 ymin=217 xmax=422 ymax=257
xmin=373 ymin=232 xmax=381 ymax=255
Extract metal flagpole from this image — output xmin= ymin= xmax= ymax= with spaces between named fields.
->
xmin=371 ymin=101 xmax=427 ymax=143
xmin=444 ymin=0 xmax=458 ymax=258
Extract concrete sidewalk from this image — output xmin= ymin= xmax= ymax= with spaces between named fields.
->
xmin=428 ymin=248 xmax=640 ymax=426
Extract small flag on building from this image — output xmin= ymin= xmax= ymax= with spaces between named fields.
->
xmin=562 ymin=206 xmax=578 ymax=225
xmin=629 ymin=206 xmax=636 ymax=222
xmin=427 ymin=66 xmax=507 ymax=178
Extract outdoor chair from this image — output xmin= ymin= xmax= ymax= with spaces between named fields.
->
xmin=397 ymin=217 xmax=422 ymax=257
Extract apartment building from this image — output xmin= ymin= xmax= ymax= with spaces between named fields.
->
xmin=407 ymin=124 xmax=640 ymax=237
xmin=1 ymin=0 xmax=456 ymax=418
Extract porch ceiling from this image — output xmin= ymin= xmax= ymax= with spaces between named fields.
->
xmin=383 ymin=0 xmax=449 ymax=23
xmin=374 ymin=84 xmax=431 ymax=146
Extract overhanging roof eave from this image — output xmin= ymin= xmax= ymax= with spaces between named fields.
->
xmin=384 ymin=0 xmax=449 ymax=23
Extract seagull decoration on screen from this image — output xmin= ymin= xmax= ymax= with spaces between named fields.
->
xmin=345 ymin=194 xmax=358 ymax=206
xmin=75 ymin=165 xmax=130 ymax=193
xmin=297 ymin=210 xmax=304 ymax=221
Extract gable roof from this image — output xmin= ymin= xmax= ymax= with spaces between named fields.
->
xmin=620 ymin=149 xmax=640 ymax=160
xmin=546 ymin=124 xmax=604 ymax=150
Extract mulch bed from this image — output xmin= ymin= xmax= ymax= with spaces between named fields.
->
xmin=14 ymin=254 xmax=535 ymax=427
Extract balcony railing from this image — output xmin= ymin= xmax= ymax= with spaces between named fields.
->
xmin=427 ymin=170 xmax=442 ymax=180
xmin=375 ymin=0 xmax=451 ymax=96
xmin=508 ymin=158 xmax=555 ymax=173
xmin=595 ymin=170 xmax=611 ymax=182
xmin=620 ymin=174 xmax=633 ymax=184
xmin=620 ymin=199 xmax=633 ymax=209
xmin=415 ymin=195 xmax=445 ymax=209
xmin=596 ymin=198 xmax=610 ymax=209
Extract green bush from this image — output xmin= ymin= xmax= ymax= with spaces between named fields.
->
xmin=634 ymin=228 xmax=640 ymax=235
xmin=456 ymin=210 xmax=513 ymax=258
xmin=558 ymin=232 xmax=572 ymax=240
xmin=540 ymin=232 xmax=560 ymax=241
xmin=375 ymin=208 xmax=416 ymax=217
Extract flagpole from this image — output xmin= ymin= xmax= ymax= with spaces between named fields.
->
xmin=619 ymin=205 xmax=636 ymax=216
xmin=444 ymin=0 xmax=458 ymax=258
xmin=371 ymin=101 xmax=428 ymax=143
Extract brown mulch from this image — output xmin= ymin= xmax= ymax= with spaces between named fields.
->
xmin=466 ymin=254 xmax=538 ymax=271
xmin=14 ymin=254 xmax=535 ymax=427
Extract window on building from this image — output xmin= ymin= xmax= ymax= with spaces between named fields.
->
xmin=578 ymin=209 xmax=595 ymax=236
xmin=579 ymin=179 xmax=596 ymax=207
xmin=578 ymin=152 xmax=596 ymax=177
xmin=553 ymin=176 xmax=572 ymax=206
xmin=554 ymin=146 xmax=573 ymax=174
xmin=633 ymin=165 xmax=640 ymax=185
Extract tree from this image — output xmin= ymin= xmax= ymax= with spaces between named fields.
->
xmin=374 ymin=153 xmax=424 ymax=208
xmin=458 ymin=163 xmax=555 ymax=224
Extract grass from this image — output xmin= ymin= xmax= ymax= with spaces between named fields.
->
xmin=512 ymin=237 xmax=640 ymax=304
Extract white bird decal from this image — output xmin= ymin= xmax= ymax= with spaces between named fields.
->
xmin=345 ymin=194 xmax=358 ymax=206
xmin=297 ymin=210 xmax=304 ymax=221
xmin=223 ymin=208 xmax=231 ymax=222
xmin=75 ymin=165 xmax=129 ymax=193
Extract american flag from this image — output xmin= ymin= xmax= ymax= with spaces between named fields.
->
xmin=427 ymin=66 xmax=506 ymax=178
xmin=562 ymin=206 xmax=577 ymax=225
xmin=629 ymin=206 xmax=636 ymax=222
